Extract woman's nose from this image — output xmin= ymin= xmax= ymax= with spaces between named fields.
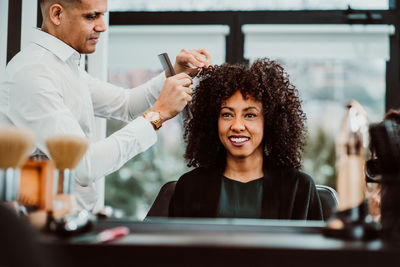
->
xmin=231 ymin=117 xmax=245 ymax=132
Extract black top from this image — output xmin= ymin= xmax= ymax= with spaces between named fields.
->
xmin=169 ymin=166 xmax=323 ymax=220
xmin=217 ymin=176 xmax=264 ymax=218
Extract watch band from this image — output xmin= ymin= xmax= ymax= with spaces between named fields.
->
xmin=142 ymin=110 xmax=162 ymax=130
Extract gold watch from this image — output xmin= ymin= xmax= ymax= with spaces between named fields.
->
xmin=142 ymin=110 xmax=162 ymax=130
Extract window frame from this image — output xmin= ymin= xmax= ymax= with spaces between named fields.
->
xmin=6 ymin=1 xmax=399 ymax=110
xmin=108 ymin=5 xmax=400 ymax=111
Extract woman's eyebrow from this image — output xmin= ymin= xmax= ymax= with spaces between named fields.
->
xmin=220 ymin=106 xmax=260 ymax=112
xmin=244 ymin=106 xmax=260 ymax=112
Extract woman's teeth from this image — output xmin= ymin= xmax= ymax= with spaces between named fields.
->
xmin=230 ymin=137 xmax=249 ymax=143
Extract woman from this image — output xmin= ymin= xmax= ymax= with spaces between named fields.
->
xmin=169 ymin=59 xmax=323 ymax=220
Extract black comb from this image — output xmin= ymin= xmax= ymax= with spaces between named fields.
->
xmin=158 ymin=53 xmax=176 ymax=78
xmin=158 ymin=53 xmax=192 ymax=120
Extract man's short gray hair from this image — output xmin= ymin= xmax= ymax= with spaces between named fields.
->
xmin=39 ymin=0 xmax=82 ymax=10
xmin=39 ymin=0 xmax=82 ymax=18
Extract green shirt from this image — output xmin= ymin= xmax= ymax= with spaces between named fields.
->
xmin=216 ymin=176 xmax=264 ymax=219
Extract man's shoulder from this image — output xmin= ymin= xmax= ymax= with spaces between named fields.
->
xmin=6 ymin=43 xmax=57 ymax=76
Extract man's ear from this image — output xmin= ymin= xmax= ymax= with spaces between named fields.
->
xmin=48 ymin=4 xmax=64 ymax=26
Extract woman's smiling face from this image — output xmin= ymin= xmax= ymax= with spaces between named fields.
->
xmin=218 ymin=90 xmax=264 ymax=161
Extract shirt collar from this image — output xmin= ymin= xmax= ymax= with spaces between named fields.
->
xmin=31 ymin=28 xmax=81 ymax=64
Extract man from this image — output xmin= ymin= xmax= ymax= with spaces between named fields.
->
xmin=0 ymin=0 xmax=211 ymax=211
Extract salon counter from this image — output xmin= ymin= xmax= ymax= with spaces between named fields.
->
xmin=39 ymin=218 xmax=399 ymax=267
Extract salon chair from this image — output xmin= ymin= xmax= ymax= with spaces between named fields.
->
xmin=315 ymin=184 xmax=339 ymax=220
xmin=146 ymin=181 xmax=177 ymax=218
xmin=146 ymin=181 xmax=339 ymax=221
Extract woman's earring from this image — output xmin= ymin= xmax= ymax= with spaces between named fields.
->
xmin=264 ymin=144 xmax=270 ymax=156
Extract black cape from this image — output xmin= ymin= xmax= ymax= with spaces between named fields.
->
xmin=169 ymin=166 xmax=323 ymax=220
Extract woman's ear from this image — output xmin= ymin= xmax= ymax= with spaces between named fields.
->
xmin=48 ymin=4 xmax=64 ymax=26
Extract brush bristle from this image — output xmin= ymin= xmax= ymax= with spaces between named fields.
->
xmin=45 ymin=134 xmax=89 ymax=170
xmin=0 ymin=127 xmax=35 ymax=169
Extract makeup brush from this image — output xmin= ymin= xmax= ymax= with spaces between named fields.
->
xmin=0 ymin=127 xmax=35 ymax=169
xmin=336 ymin=100 xmax=368 ymax=211
xmin=0 ymin=127 xmax=35 ymax=212
xmin=46 ymin=134 xmax=89 ymax=171
xmin=45 ymin=134 xmax=89 ymax=218
xmin=323 ymin=101 xmax=382 ymax=240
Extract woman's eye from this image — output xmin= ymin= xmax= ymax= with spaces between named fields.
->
xmin=245 ymin=113 xmax=257 ymax=118
xmin=221 ymin=113 xmax=233 ymax=118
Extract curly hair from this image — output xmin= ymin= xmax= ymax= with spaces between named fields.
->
xmin=184 ymin=58 xmax=307 ymax=170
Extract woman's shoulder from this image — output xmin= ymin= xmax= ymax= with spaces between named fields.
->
xmin=292 ymin=169 xmax=315 ymax=183
xmin=294 ymin=170 xmax=317 ymax=190
xmin=177 ymin=166 xmax=219 ymax=185
xmin=266 ymin=166 xmax=316 ymax=186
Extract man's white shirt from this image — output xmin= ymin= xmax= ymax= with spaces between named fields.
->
xmin=0 ymin=28 xmax=165 ymax=211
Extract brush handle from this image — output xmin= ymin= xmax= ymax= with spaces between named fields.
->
xmin=0 ymin=170 xmax=4 ymax=201
xmin=0 ymin=168 xmax=20 ymax=202
xmin=12 ymin=169 xmax=21 ymax=201
xmin=54 ymin=169 xmax=75 ymax=194
xmin=337 ymin=155 xmax=365 ymax=211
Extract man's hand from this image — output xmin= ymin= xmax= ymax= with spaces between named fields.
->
xmin=151 ymin=73 xmax=193 ymax=122
xmin=173 ymin=49 xmax=212 ymax=77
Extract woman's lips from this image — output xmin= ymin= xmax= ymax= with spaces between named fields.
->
xmin=229 ymin=136 xmax=250 ymax=147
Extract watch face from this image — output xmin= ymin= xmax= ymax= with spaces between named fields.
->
xmin=146 ymin=112 xmax=160 ymax=121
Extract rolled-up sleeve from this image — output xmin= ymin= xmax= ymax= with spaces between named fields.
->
xmin=87 ymin=71 xmax=166 ymax=122
xmin=7 ymin=65 xmax=158 ymax=187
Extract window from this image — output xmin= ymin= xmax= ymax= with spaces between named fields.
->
xmin=244 ymin=24 xmax=393 ymax=186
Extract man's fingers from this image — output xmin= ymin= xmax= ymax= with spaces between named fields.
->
xmin=194 ymin=49 xmax=212 ymax=66
xmin=197 ymin=49 xmax=212 ymax=60
xmin=172 ymin=73 xmax=193 ymax=86
xmin=185 ymin=94 xmax=193 ymax=102
xmin=174 ymin=72 xmax=192 ymax=80
xmin=174 ymin=48 xmax=213 ymax=76
xmin=178 ymin=78 xmax=192 ymax=87
xmin=179 ymin=52 xmax=205 ymax=68
xmin=183 ymin=87 xmax=193 ymax=95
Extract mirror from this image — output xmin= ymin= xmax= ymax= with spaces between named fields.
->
xmin=105 ymin=24 xmax=387 ymax=221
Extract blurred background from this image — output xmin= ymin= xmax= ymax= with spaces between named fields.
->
xmin=104 ymin=0 xmax=391 ymax=218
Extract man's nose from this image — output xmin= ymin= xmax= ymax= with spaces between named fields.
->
xmin=95 ymin=16 xmax=107 ymax=32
